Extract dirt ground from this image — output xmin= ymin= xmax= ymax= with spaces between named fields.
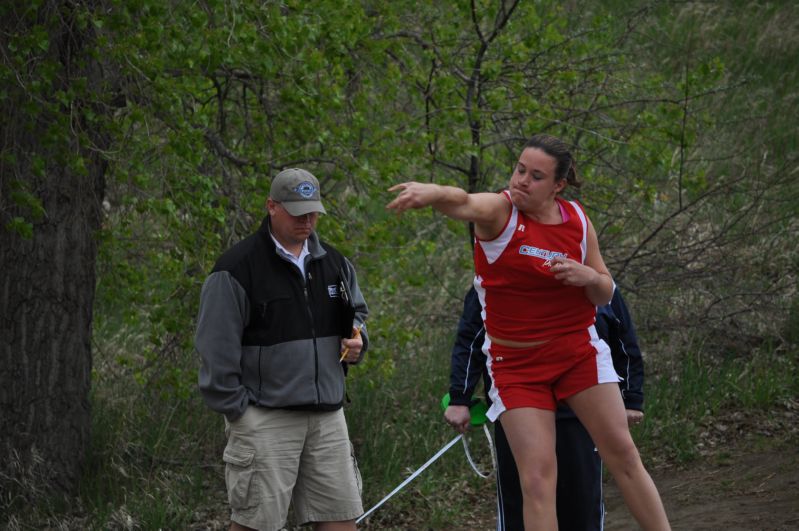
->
xmin=603 ymin=445 xmax=799 ymax=531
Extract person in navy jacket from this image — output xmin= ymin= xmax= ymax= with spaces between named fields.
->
xmin=444 ymin=286 xmax=644 ymax=530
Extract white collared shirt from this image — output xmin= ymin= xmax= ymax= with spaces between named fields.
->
xmin=270 ymin=233 xmax=310 ymax=277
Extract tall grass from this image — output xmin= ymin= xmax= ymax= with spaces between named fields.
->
xmin=634 ymin=341 xmax=799 ymax=466
xmin=77 ymin=382 xmax=223 ymax=529
xmin=345 ymin=328 xmax=495 ymax=529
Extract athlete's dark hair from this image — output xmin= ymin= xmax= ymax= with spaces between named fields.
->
xmin=524 ymin=134 xmax=582 ymax=189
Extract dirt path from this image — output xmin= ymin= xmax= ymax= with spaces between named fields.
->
xmin=603 ymin=446 xmax=799 ymax=530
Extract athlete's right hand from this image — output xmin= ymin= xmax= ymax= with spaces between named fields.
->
xmin=444 ymin=404 xmax=471 ymax=434
xmin=386 ymin=182 xmax=439 ymax=213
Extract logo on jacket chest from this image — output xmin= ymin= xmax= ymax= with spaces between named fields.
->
xmin=327 ymin=284 xmax=339 ymax=298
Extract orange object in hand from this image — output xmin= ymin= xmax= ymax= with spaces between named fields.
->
xmin=340 ymin=324 xmax=363 ymax=362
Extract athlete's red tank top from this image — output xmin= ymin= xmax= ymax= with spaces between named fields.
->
xmin=473 ymin=191 xmax=596 ymax=342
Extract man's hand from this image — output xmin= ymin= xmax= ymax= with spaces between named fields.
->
xmin=340 ymin=326 xmax=363 ymax=363
xmin=444 ymin=405 xmax=471 ymax=434
xmin=626 ymin=409 xmax=644 ymax=426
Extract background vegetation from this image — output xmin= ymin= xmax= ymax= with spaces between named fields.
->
xmin=1 ymin=0 xmax=797 ymax=529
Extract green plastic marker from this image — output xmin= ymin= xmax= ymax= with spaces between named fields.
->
xmin=440 ymin=393 xmax=488 ymax=426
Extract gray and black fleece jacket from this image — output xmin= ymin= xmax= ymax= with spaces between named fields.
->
xmin=196 ymin=216 xmax=368 ymax=421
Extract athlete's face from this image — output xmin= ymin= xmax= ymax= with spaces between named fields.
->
xmin=267 ymin=199 xmax=319 ymax=248
xmin=508 ymin=147 xmax=565 ymax=213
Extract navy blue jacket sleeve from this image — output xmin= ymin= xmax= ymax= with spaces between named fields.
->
xmin=448 ymin=287 xmax=488 ymax=407
xmin=595 ymin=288 xmax=645 ymax=411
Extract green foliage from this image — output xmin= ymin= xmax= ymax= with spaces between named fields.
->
xmin=5 ymin=216 xmax=33 ymax=239
xmin=0 ymin=1 xmax=111 ymax=239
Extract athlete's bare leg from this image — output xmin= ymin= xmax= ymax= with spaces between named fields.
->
xmin=566 ymin=383 xmax=670 ymax=531
xmin=498 ymin=407 xmax=558 ymax=531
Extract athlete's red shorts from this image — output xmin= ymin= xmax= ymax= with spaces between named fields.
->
xmin=485 ymin=326 xmax=619 ymax=421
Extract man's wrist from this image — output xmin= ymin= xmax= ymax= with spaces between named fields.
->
xmin=447 ymin=389 xmax=473 ymax=407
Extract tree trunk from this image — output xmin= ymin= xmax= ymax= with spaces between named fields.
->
xmin=0 ymin=0 xmax=106 ymax=502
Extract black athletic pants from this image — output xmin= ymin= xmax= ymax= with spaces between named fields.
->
xmin=494 ymin=416 xmax=604 ymax=531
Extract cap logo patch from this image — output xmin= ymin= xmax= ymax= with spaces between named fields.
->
xmin=293 ymin=181 xmax=317 ymax=198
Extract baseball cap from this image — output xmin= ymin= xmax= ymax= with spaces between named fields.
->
xmin=270 ymin=168 xmax=327 ymax=216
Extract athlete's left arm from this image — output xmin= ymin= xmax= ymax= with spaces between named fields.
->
xmin=582 ymin=219 xmax=614 ymax=306
xmin=550 ymin=217 xmax=614 ymax=306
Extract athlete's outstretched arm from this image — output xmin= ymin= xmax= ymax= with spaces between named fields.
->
xmin=386 ymin=182 xmax=508 ymax=239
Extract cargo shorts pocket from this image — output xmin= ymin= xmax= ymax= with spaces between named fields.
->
xmin=223 ymin=444 xmax=258 ymax=510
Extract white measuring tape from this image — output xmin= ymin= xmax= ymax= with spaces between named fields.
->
xmin=356 ymin=423 xmax=496 ymax=524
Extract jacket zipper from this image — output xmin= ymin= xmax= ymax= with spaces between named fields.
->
xmin=303 ymin=270 xmax=321 ymax=404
